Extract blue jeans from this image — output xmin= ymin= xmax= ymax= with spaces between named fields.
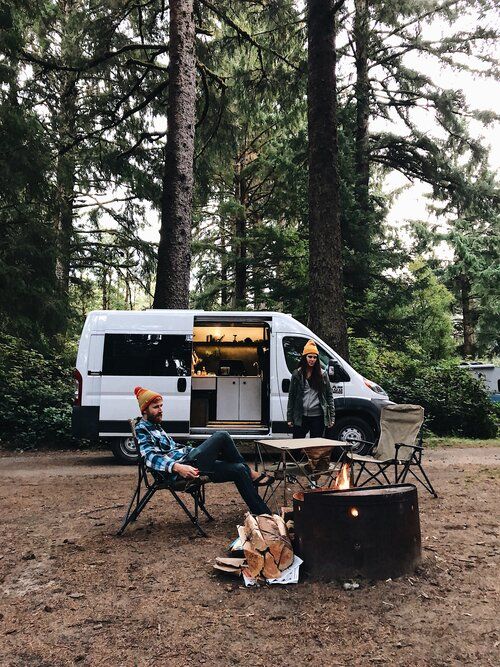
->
xmin=184 ymin=431 xmax=270 ymax=515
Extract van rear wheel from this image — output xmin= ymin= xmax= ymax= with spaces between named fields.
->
xmin=111 ymin=437 xmax=138 ymax=464
xmin=331 ymin=417 xmax=375 ymax=455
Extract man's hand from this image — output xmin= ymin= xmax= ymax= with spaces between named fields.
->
xmin=173 ymin=462 xmax=199 ymax=479
xmin=328 ymin=420 xmax=335 ymax=428
xmin=287 ymin=421 xmax=293 ymax=428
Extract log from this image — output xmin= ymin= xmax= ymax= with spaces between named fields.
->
xmin=257 ymin=514 xmax=281 ymax=541
xmin=263 ymin=551 xmax=282 ymax=579
xmin=239 ymin=513 xmax=294 ymax=578
xmin=213 ymin=557 xmax=246 ymax=576
xmin=259 ymin=514 xmax=290 ymax=567
xmin=238 ymin=525 xmax=264 ymax=578
xmin=273 ymin=514 xmax=294 ymax=570
xmin=215 ymin=557 xmax=246 ymax=569
xmin=278 ymin=542 xmax=294 ymax=571
xmin=243 ymin=512 xmax=267 ymax=552
xmin=273 ymin=514 xmax=289 ymax=539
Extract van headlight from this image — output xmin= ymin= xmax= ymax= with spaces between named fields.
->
xmin=363 ymin=378 xmax=387 ymax=396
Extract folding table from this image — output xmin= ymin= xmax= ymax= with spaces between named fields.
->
xmin=255 ymin=437 xmax=353 ymax=507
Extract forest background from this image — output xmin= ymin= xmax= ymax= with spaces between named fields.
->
xmin=0 ymin=0 xmax=498 ymax=449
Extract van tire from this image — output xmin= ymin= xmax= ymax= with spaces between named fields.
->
xmin=111 ymin=437 xmax=139 ymax=464
xmin=331 ymin=417 xmax=375 ymax=455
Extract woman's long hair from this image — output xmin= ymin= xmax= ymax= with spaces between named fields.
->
xmin=299 ymin=355 xmax=323 ymax=392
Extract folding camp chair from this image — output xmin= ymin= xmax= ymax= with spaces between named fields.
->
xmin=347 ymin=404 xmax=437 ymax=497
xmin=117 ymin=419 xmax=214 ymax=537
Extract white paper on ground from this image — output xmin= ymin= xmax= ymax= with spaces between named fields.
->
xmin=242 ymin=556 xmax=303 ymax=587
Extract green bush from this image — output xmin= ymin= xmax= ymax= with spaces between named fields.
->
xmin=351 ymin=339 xmax=498 ymax=439
xmin=0 ymin=333 xmax=77 ymax=448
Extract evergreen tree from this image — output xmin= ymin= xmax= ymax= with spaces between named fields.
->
xmin=153 ymin=0 xmax=197 ymax=309
xmin=307 ymin=0 xmax=348 ymax=358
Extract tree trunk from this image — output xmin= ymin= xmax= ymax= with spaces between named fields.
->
xmin=307 ymin=0 xmax=348 ymax=359
xmin=220 ymin=214 xmax=229 ymax=306
xmin=54 ymin=73 xmax=76 ymax=296
xmin=354 ymin=0 xmax=370 ymax=217
xmin=460 ymin=274 xmax=476 ymax=357
xmin=153 ymin=0 xmax=196 ymax=309
xmin=232 ymin=160 xmax=247 ymax=309
xmin=54 ymin=1 xmax=78 ymax=299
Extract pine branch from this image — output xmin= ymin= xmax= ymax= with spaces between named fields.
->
xmin=58 ymin=79 xmax=169 ymax=155
xmin=20 ymin=43 xmax=168 ymax=73
xmin=199 ymin=0 xmax=299 ymax=71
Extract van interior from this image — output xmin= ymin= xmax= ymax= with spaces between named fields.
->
xmin=190 ymin=319 xmax=270 ymax=434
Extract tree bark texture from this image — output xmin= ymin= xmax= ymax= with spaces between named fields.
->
xmin=54 ymin=72 xmax=76 ymax=296
xmin=54 ymin=1 xmax=78 ymax=297
xmin=220 ymin=216 xmax=229 ymax=307
xmin=307 ymin=0 xmax=348 ymax=359
xmin=354 ymin=0 xmax=370 ymax=216
xmin=232 ymin=159 xmax=247 ymax=309
xmin=153 ymin=0 xmax=196 ymax=309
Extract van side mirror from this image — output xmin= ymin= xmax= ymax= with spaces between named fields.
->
xmin=328 ymin=359 xmax=349 ymax=383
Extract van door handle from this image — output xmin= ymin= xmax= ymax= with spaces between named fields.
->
xmin=282 ymin=378 xmax=290 ymax=393
xmin=177 ymin=378 xmax=187 ymax=392
xmin=88 ymin=371 xmax=102 ymax=376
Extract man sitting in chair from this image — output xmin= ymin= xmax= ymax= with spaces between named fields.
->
xmin=134 ymin=386 xmax=272 ymax=516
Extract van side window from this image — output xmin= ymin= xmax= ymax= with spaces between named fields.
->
xmin=102 ymin=334 xmax=191 ymax=376
xmin=282 ymin=336 xmax=349 ymax=381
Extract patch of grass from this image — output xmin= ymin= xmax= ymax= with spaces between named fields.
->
xmin=426 ymin=437 xmax=500 ymax=449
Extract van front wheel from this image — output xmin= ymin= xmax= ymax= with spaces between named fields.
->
xmin=111 ymin=437 xmax=139 ymax=464
xmin=331 ymin=417 xmax=375 ymax=455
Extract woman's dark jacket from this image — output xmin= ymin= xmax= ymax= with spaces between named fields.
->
xmin=286 ymin=368 xmax=335 ymax=427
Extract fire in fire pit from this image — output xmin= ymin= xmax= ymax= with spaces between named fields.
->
xmin=293 ymin=483 xmax=421 ymax=581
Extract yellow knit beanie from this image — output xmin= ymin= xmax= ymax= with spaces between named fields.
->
xmin=302 ymin=339 xmax=319 ymax=356
xmin=134 ymin=386 xmax=162 ymax=412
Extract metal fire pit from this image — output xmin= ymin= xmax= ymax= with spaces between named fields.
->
xmin=293 ymin=484 xmax=421 ymax=581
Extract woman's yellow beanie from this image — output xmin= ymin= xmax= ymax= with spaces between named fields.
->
xmin=134 ymin=386 xmax=162 ymax=412
xmin=302 ymin=339 xmax=319 ymax=356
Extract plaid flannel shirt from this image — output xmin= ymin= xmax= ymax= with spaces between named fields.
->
xmin=135 ymin=419 xmax=191 ymax=474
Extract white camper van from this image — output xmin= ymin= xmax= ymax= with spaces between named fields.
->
xmin=72 ymin=309 xmax=390 ymax=463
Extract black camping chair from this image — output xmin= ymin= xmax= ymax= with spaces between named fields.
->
xmin=117 ymin=419 xmax=214 ymax=537
xmin=347 ymin=404 xmax=437 ymax=497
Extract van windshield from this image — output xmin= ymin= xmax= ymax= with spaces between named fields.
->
xmin=282 ymin=336 xmax=331 ymax=373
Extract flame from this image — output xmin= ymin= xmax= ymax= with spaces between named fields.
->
xmin=333 ymin=462 xmax=351 ymax=490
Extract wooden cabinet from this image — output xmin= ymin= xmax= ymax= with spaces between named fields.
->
xmin=216 ymin=377 xmax=261 ymax=421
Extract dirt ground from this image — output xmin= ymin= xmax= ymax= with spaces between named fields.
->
xmin=0 ymin=447 xmax=499 ymax=667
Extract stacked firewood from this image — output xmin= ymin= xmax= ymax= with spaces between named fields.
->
xmin=238 ymin=512 xmax=294 ymax=579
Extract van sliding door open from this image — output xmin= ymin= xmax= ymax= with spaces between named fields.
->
xmin=99 ymin=313 xmax=194 ymax=436
xmin=190 ymin=317 xmax=271 ymax=436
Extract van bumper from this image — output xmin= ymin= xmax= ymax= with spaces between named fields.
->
xmin=72 ymin=406 xmax=99 ymax=439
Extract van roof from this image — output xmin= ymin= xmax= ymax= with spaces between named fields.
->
xmin=83 ymin=309 xmax=309 ymax=334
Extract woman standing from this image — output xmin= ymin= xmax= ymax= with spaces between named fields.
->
xmin=286 ymin=340 xmax=335 ymax=438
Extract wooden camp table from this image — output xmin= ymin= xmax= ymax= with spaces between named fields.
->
xmin=255 ymin=437 xmax=353 ymax=507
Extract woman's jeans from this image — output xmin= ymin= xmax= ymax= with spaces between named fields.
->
xmin=184 ymin=431 xmax=270 ymax=515
xmin=293 ymin=414 xmax=324 ymax=439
